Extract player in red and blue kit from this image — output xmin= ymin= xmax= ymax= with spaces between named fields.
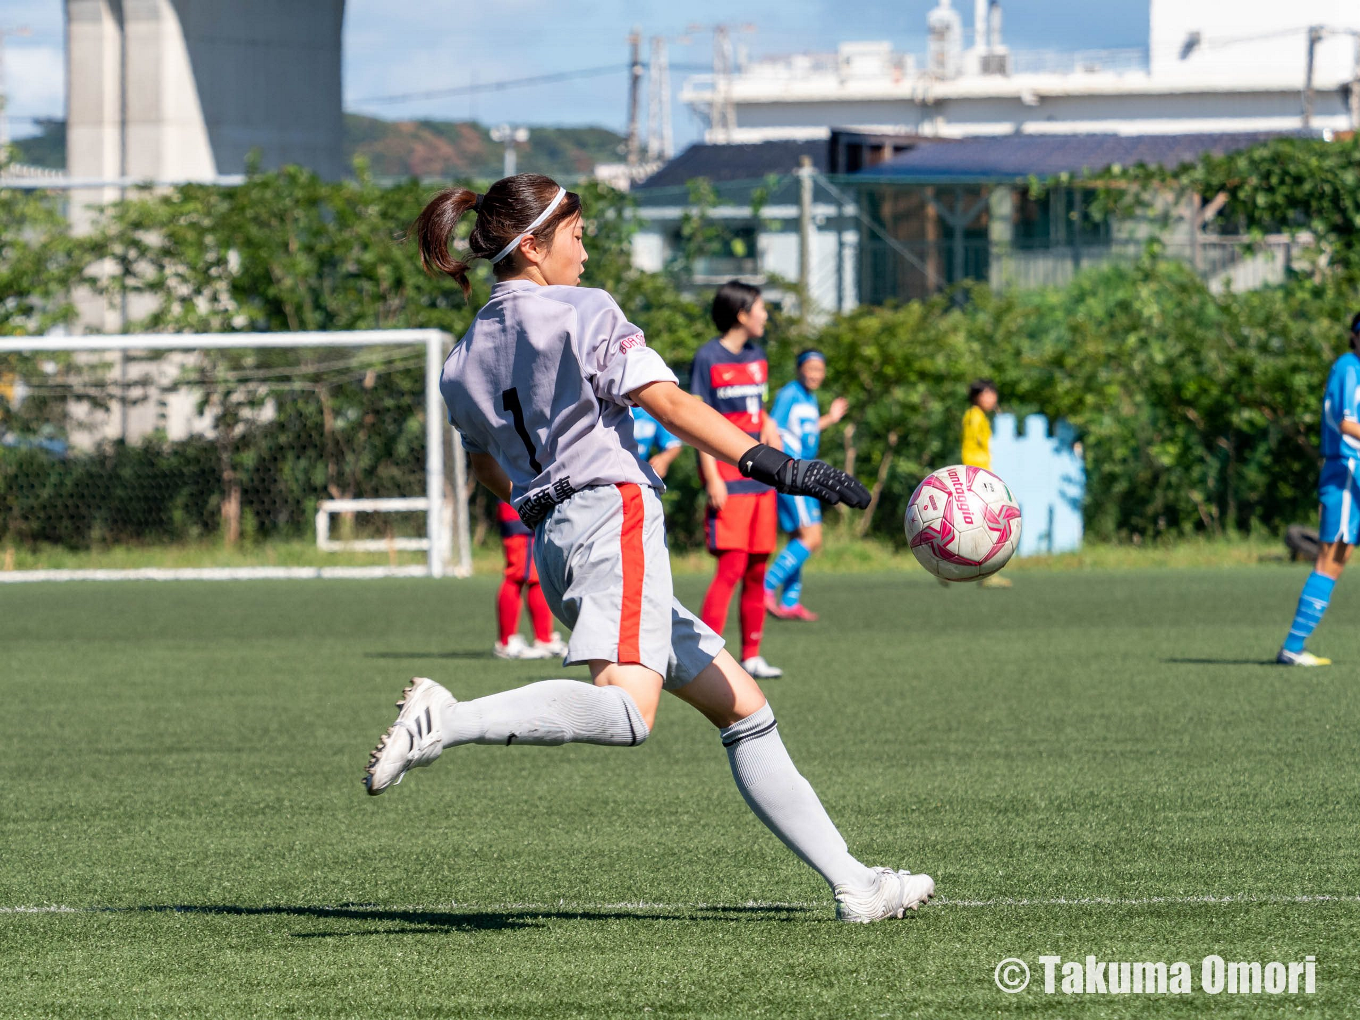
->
xmin=1277 ymin=312 xmax=1360 ymax=665
xmin=691 ymin=282 xmax=786 ymax=679
xmin=494 ymin=502 xmax=565 ymax=660
xmin=764 ymin=350 xmax=849 ymax=621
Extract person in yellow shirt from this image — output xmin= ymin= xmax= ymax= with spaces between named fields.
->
xmin=961 ymin=379 xmax=1011 ymax=588
xmin=962 ymin=379 xmax=996 ymax=469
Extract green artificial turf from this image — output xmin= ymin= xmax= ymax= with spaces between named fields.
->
xmin=2 ymin=566 xmax=1358 ymax=1018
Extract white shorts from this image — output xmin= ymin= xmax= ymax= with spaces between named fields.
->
xmin=534 ymin=484 xmax=725 ymax=690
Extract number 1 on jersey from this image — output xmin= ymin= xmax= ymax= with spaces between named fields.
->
xmin=501 ymin=387 xmax=543 ymax=473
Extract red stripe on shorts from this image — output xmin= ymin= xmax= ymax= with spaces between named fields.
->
xmin=616 ymin=483 xmax=645 ymax=664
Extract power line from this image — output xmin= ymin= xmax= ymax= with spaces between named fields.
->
xmin=349 ymin=62 xmax=711 ymax=107
xmin=351 ymin=65 xmax=628 ymax=106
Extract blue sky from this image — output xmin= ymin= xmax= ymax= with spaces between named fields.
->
xmin=6 ymin=0 xmax=1149 ymax=146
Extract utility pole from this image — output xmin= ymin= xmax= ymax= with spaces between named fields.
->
xmin=1302 ymin=24 xmax=1360 ymax=132
xmin=647 ymin=35 xmax=677 ymax=162
xmin=1351 ymin=30 xmax=1360 ymax=131
xmin=490 ymin=124 xmax=529 ymax=177
xmin=626 ymin=27 xmax=643 ymax=168
xmin=1303 ymin=24 xmax=1323 ymax=130
xmin=686 ymin=23 xmax=753 ymax=143
xmin=712 ymin=25 xmax=735 ymax=143
xmin=797 ymin=155 xmax=815 ymax=321
xmin=0 ymin=24 xmax=32 ymax=153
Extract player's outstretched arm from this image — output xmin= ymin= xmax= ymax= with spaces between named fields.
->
xmin=469 ymin=452 xmax=513 ymax=503
xmin=633 ymin=381 xmax=870 ymax=508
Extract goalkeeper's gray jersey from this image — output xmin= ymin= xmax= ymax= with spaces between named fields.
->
xmin=440 ymin=280 xmax=678 ymax=511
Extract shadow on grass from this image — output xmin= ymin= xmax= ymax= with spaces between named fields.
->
xmin=1162 ymin=658 xmax=1276 ymax=666
xmin=363 ymin=651 xmax=490 ymax=661
xmin=132 ymin=902 xmax=815 ymax=938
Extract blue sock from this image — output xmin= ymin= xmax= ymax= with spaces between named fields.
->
xmin=1284 ymin=571 xmax=1336 ymax=653
xmin=782 ymin=565 xmax=803 ymax=608
xmin=765 ymin=540 xmax=811 ymax=596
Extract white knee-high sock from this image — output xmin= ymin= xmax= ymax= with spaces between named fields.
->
xmin=721 ymin=704 xmax=877 ymax=893
xmin=440 ymin=679 xmax=649 ymax=747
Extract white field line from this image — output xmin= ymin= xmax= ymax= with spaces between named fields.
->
xmin=941 ymin=894 xmax=1360 ymax=907
xmin=2 ymin=894 xmax=1359 ymax=916
xmin=0 ymin=565 xmax=431 ymax=584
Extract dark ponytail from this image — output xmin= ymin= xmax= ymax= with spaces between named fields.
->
xmin=412 ymin=187 xmax=479 ymax=298
xmin=410 ymin=174 xmax=581 ymax=301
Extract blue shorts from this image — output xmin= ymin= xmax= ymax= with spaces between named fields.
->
xmin=1319 ymin=458 xmax=1360 ymax=544
xmin=777 ymin=494 xmax=822 ymax=533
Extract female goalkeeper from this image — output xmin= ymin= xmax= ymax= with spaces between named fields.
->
xmin=362 ymin=174 xmax=934 ymax=923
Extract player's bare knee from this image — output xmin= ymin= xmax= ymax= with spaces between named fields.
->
xmin=671 ymin=652 xmax=768 ymax=729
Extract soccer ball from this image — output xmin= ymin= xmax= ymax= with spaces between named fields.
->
xmin=905 ymin=465 xmax=1022 ymax=581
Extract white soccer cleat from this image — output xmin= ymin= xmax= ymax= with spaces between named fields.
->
xmin=741 ymin=655 xmax=784 ymax=679
xmin=364 ymin=677 xmax=452 ymax=796
xmin=835 ymin=868 xmax=935 ymax=923
xmin=494 ymin=634 xmax=551 ymax=660
xmin=534 ymin=631 xmax=569 ymax=657
xmin=1276 ymin=647 xmax=1332 ymax=666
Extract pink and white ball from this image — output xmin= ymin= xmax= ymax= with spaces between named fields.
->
xmin=906 ymin=465 xmax=1023 ymax=581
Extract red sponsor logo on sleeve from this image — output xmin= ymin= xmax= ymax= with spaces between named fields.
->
xmin=618 ymin=332 xmax=647 ymax=352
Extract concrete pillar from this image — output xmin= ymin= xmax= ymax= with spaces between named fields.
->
xmin=987 ymin=185 xmax=1014 ymax=290
xmin=65 ymin=0 xmax=346 ymax=188
xmin=65 ymin=1 xmax=123 ymax=235
xmin=64 ymin=0 xmax=346 ymax=338
xmin=123 ymin=0 xmax=216 ymax=180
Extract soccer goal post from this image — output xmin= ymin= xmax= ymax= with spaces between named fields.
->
xmin=0 ymin=329 xmax=472 ymax=583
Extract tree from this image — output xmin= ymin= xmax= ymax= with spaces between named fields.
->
xmin=0 ymin=181 xmax=93 ymax=441
xmin=1092 ymin=135 xmax=1360 ymax=274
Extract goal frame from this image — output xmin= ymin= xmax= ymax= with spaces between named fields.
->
xmin=0 ymin=329 xmax=472 ymax=583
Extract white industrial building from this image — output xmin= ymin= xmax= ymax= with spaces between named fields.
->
xmin=681 ymin=0 xmax=1360 ymax=142
xmin=629 ymin=0 xmax=1356 ymax=313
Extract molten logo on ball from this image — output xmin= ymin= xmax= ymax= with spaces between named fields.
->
xmin=946 ymin=467 xmax=975 ymax=525
xmin=906 ymin=464 xmax=1022 ymax=582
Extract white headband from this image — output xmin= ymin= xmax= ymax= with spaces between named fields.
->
xmin=489 ymin=187 xmax=568 ymax=265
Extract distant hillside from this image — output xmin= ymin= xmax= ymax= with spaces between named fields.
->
xmin=9 ymin=119 xmax=65 ymax=169
xmin=5 ymin=116 xmax=627 ymax=181
xmin=345 ymin=115 xmax=626 ymax=181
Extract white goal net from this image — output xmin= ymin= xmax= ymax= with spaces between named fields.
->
xmin=0 ymin=330 xmax=471 ymax=582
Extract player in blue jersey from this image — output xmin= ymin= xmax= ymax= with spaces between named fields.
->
xmin=631 ymin=405 xmax=684 ymax=477
xmin=764 ymin=350 xmax=849 ymax=621
xmin=1277 ymin=312 xmax=1360 ymax=665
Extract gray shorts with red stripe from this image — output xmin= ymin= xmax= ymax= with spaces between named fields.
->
xmin=534 ymin=483 xmax=725 ymax=690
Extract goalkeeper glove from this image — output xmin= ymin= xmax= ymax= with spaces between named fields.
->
xmin=738 ymin=444 xmax=871 ymax=509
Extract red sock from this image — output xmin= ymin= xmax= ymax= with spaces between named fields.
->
xmin=701 ymin=549 xmax=748 ymax=636
xmin=526 ymin=582 xmax=554 ymax=642
xmin=497 ymin=579 xmax=523 ymax=644
xmin=740 ymin=555 xmax=769 ymax=660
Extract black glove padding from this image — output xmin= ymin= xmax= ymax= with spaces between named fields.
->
xmin=738 ymin=444 xmax=871 ymax=509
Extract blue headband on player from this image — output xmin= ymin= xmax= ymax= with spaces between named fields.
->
xmin=796 ymin=350 xmax=826 ymax=368
xmin=490 ymin=187 xmax=567 ymax=265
